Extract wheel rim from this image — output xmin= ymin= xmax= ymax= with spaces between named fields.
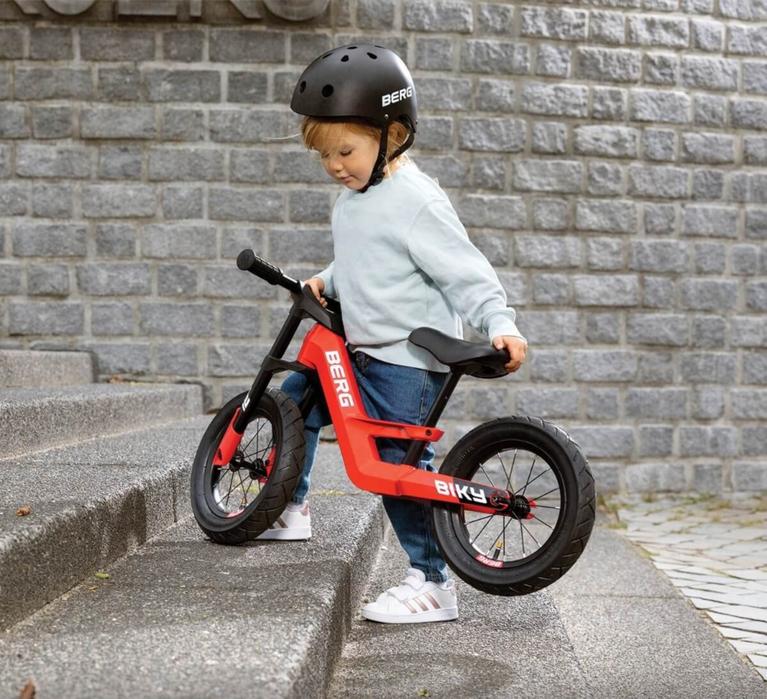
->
xmin=452 ymin=441 xmax=567 ymax=569
xmin=204 ymin=407 xmax=278 ymax=519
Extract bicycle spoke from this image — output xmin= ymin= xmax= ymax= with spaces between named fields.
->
xmin=465 ymin=513 xmax=495 ymax=526
xmin=531 ymin=485 xmax=559 ymax=501
xmin=520 ymin=467 xmax=547 ymax=492
xmin=535 ymin=504 xmax=560 ymax=510
xmin=478 ymin=464 xmax=496 ymax=488
xmin=519 ymin=518 xmax=541 ymax=549
xmin=531 ymin=514 xmax=553 ymax=530
xmin=520 ymin=456 xmax=538 ymax=496
xmin=469 ymin=515 xmax=495 ymax=546
xmin=499 ymin=450 xmax=517 ymax=493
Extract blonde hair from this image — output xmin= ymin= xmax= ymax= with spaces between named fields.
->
xmin=300 ymin=117 xmax=411 ymax=167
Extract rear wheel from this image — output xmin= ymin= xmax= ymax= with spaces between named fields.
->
xmin=190 ymin=389 xmax=305 ymax=545
xmin=432 ymin=416 xmax=595 ymax=596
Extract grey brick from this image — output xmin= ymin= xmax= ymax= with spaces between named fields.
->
xmin=0 ymin=27 xmax=24 ymax=59
xmin=221 ymin=227 xmax=266 ymax=260
xmin=516 ymin=387 xmax=579 ymax=419
xmin=416 ymin=77 xmax=472 ymax=111
xmin=0 ymin=145 xmax=9 ymax=178
xmin=745 ymin=137 xmax=767 ymax=165
xmin=747 ymin=280 xmax=767 ymax=311
xmin=533 ymin=274 xmax=571 ymax=304
xmin=592 ymin=87 xmax=627 ymax=120
xmin=521 ymin=7 xmax=586 ymax=40
xmin=99 ymin=146 xmax=143 ymax=180
xmin=404 ymin=0 xmax=473 ymax=32
xmin=586 ymin=388 xmax=621 ymax=420
xmin=625 ymin=463 xmax=685 ymax=493
xmin=643 ymin=53 xmax=678 ymax=85
xmin=732 ymin=389 xmax=767 ymax=419
xmin=733 ymin=173 xmax=767 ymax=203
xmin=529 ymin=349 xmax=569 ymax=382
xmin=643 ymin=128 xmax=676 ymax=161
xmin=535 ymin=45 xmax=571 ymax=78
xmin=229 ymin=149 xmax=270 ymax=184
xmin=17 ymin=145 xmax=92 ymax=179
xmin=681 ymin=56 xmax=738 ymax=91
xmin=162 ymin=29 xmax=204 ymax=62
xmin=679 ymin=426 xmax=737 ymax=456
xmin=148 ymin=147 xmax=225 ymax=181
xmin=269 ymin=229 xmax=333 ymax=265
xmin=80 ymin=107 xmax=157 ymax=139
xmin=590 ymin=11 xmax=625 ymax=44
xmin=77 ymin=263 xmax=150 ymax=296
xmin=459 ymin=118 xmax=525 ymax=152
xmin=731 ymin=463 xmax=767 ymax=492
xmin=744 ymin=61 xmax=767 ymax=95
xmin=221 ymin=305 xmax=262 ymax=338
xmin=692 ymin=170 xmax=725 ymax=200
xmin=140 ymin=303 xmax=214 ymax=336
xmin=521 ymin=82 xmax=588 ymax=118
xmin=515 ymin=311 xmax=580 ymax=345
xmin=732 ymin=244 xmax=761 ymax=275
xmin=13 ymin=223 xmax=87 ymax=257
xmin=28 ymin=264 xmax=69 ymax=297
xmin=680 ymin=279 xmax=738 ymax=310
xmin=143 ymin=224 xmax=217 ymax=259
xmin=514 ymin=235 xmax=580 ymax=268
xmin=97 ymin=67 xmax=141 ymax=102
xmin=209 ymin=110 xmax=285 ymax=143
xmin=586 ymin=313 xmax=621 ymax=344
xmin=731 ymin=99 xmax=767 ymax=131
xmin=532 ymin=122 xmax=567 ymax=155
xmin=681 ymin=205 xmax=738 ymax=237
xmin=631 ymin=89 xmax=690 ymax=123
xmin=85 ymin=343 xmax=151 ymax=376
xmin=95 ymin=224 xmax=136 ymax=259
xmin=627 ymin=388 xmax=688 ymax=418
xmin=458 ymin=195 xmax=525 ymax=229
xmin=532 ymin=198 xmax=569 ymax=230
xmin=0 ymin=67 xmax=9 ymax=100
xmin=628 ymin=165 xmax=688 ymax=198
xmin=158 ymin=264 xmax=199 ymax=297
xmin=83 ymin=185 xmax=156 ymax=218
xmin=409 ymin=117 xmax=453 ymax=152
xmin=0 ymin=185 xmax=28 ymax=216
xmin=81 ymin=27 xmax=155 ymax=61
xmin=207 ymin=342 xmax=267 ymax=377
xmin=720 ymin=0 xmax=767 ymax=19
xmin=476 ymin=79 xmax=515 ymax=112
xmin=91 ymin=302 xmax=133 ymax=336
xmin=690 ymin=18 xmax=724 ymax=51
xmin=727 ymin=25 xmax=767 ymax=54
xmin=693 ymin=241 xmax=726 ymax=273
xmin=576 ymin=199 xmax=637 ymax=234
xmin=569 ymin=426 xmax=634 ymax=459
xmin=513 ymin=160 xmax=583 ymax=193
xmin=461 ymin=40 xmax=529 ymax=74
xmin=209 ymin=29 xmax=285 ymax=62
xmin=9 ymin=302 xmax=83 ymax=336
xmin=418 ymin=155 xmax=469 ymax=188
xmin=642 ymin=276 xmax=676 ymax=308
xmin=288 ymin=33 xmax=332 ymax=66
xmin=680 ymin=352 xmax=737 ymax=384
xmin=30 ymin=27 xmax=73 ymax=59
xmin=477 ymin=3 xmax=514 ymax=34
xmin=31 ymin=184 xmax=72 ymax=218
xmin=586 ymin=237 xmax=625 ymax=271
xmin=743 ymin=352 xmax=767 ymax=384
xmin=746 ymin=208 xmax=767 ymax=239
xmin=574 ymin=125 xmax=638 ymax=158
xmin=273 ymin=151 xmax=326 ymax=184
xmin=639 ymin=426 xmax=673 ymax=457
xmin=209 ymin=187 xmax=284 ymax=221
xmin=202 ymin=265 xmax=277 ymax=300
xmin=588 ymin=162 xmax=625 ymax=196
xmin=692 ymin=315 xmax=726 ymax=348
xmin=743 ymin=426 xmax=767 ymax=455
xmin=289 ymin=190 xmax=331 ymax=224
xmin=467 ymin=233 xmax=508 ymax=265
xmin=31 ymin=106 xmax=73 ymax=140
xmin=573 ymin=349 xmax=638 ymax=381
xmin=627 ymin=313 xmax=687 ymax=346
xmin=357 ymin=0 xmax=395 ymax=27
xmin=145 ymin=70 xmax=220 ymax=103
xmin=627 ymin=14 xmax=689 ymax=47
xmin=732 ymin=317 xmax=767 ymax=348
xmin=576 ymin=47 xmax=641 ymax=82
xmin=0 ymin=263 xmax=22 ymax=294
xmin=630 ymin=240 xmax=688 ymax=272
xmin=162 ymin=185 xmax=204 ymax=220
xmin=160 ymin=109 xmax=205 ymax=142
xmin=693 ymin=95 xmax=727 ymax=127
xmin=0 ymin=105 xmax=29 ymax=139
xmin=415 ymin=38 xmax=454 ymax=71
xmin=228 ymin=71 xmax=268 ymax=103
xmin=691 ymin=387 xmax=725 ymax=420
xmin=157 ymin=343 xmax=198 ymax=376
xmin=574 ymin=275 xmax=639 ymax=306
xmin=16 ymin=67 xmax=92 ymax=100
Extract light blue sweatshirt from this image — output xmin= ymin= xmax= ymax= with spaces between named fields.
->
xmin=315 ymin=161 xmax=526 ymax=373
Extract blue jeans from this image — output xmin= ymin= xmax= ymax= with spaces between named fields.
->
xmin=280 ymin=350 xmax=450 ymax=583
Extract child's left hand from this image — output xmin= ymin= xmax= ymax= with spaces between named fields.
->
xmin=492 ymin=336 xmax=528 ymax=373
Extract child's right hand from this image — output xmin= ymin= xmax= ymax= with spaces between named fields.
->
xmin=305 ymin=277 xmax=327 ymax=307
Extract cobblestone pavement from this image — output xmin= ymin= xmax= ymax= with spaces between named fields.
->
xmin=606 ymin=493 xmax=767 ymax=682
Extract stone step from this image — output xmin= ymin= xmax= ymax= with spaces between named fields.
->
xmin=0 ymin=382 xmax=202 ymax=459
xmin=0 ymin=349 xmax=94 ymax=389
xmin=0 ymin=442 xmax=385 ymax=699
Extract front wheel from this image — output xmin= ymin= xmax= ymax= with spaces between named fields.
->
xmin=190 ymin=389 xmax=305 ymax=545
xmin=432 ymin=416 xmax=595 ymax=596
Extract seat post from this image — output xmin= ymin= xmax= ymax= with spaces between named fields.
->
xmin=401 ymin=370 xmax=463 ymax=466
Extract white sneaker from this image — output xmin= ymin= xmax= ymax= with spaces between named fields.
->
xmin=361 ymin=568 xmax=458 ymax=624
xmin=258 ymin=502 xmax=311 ymax=540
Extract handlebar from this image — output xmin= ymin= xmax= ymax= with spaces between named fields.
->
xmin=236 ymin=249 xmax=301 ymax=294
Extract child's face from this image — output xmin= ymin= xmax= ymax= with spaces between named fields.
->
xmin=318 ymin=127 xmax=379 ymax=190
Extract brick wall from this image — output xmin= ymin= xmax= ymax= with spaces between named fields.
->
xmin=1 ymin=0 xmax=765 ymax=494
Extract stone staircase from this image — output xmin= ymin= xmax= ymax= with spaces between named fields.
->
xmin=0 ymin=350 xmax=385 ymax=698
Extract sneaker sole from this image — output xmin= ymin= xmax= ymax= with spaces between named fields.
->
xmin=257 ymin=527 xmax=311 ymax=541
xmin=361 ymin=607 xmax=458 ymax=624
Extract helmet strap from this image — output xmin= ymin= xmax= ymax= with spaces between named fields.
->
xmin=358 ymin=125 xmax=389 ymax=194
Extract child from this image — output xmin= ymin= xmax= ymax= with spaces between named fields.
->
xmin=259 ymin=44 xmax=528 ymax=624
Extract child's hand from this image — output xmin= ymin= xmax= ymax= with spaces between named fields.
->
xmin=305 ymin=277 xmax=327 ymax=307
xmin=492 ymin=336 xmax=528 ymax=373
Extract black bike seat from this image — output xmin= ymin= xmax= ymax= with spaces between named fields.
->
xmin=408 ymin=327 xmax=509 ymax=379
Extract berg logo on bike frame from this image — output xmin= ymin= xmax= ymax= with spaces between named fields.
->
xmin=381 ymin=86 xmax=413 ymax=107
xmin=325 ymin=351 xmax=355 ymax=408
xmin=435 ymin=479 xmax=488 ymax=505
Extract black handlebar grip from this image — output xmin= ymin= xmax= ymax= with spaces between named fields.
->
xmin=236 ymin=249 xmax=301 ymax=293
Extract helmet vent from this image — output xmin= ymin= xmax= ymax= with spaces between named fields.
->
xmin=341 ymin=55 xmax=349 ymax=62
xmin=367 ymin=52 xmax=377 ymax=60
xmin=348 ymin=45 xmax=357 ymax=49
xmin=321 ymin=84 xmax=334 ymax=97
xmin=299 ymin=80 xmax=306 ymax=93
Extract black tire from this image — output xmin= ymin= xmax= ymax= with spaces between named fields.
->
xmin=190 ymin=389 xmax=305 ymax=545
xmin=432 ymin=416 xmax=595 ymax=596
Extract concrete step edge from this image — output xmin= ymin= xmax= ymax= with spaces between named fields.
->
xmin=0 ymin=350 xmax=95 ymax=389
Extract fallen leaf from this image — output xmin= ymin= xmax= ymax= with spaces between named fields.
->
xmin=15 ymin=506 xmax=31 ymax=517
xmin=417 ymin=690 xmax=430 ymax=698
xmin=94 ymin=571 xmax=110 ymax=580
xmin=19 ymin=679 xmax=36 ymax=699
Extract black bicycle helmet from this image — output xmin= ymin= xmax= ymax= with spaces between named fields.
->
xmin=291 ymin=44 xmax=417 ymax=192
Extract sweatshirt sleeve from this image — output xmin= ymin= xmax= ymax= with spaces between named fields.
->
xmin=314 ymin=260 xmax=335 ymax=298
xmin=406 ymin=198 xmax=526 ymax=344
